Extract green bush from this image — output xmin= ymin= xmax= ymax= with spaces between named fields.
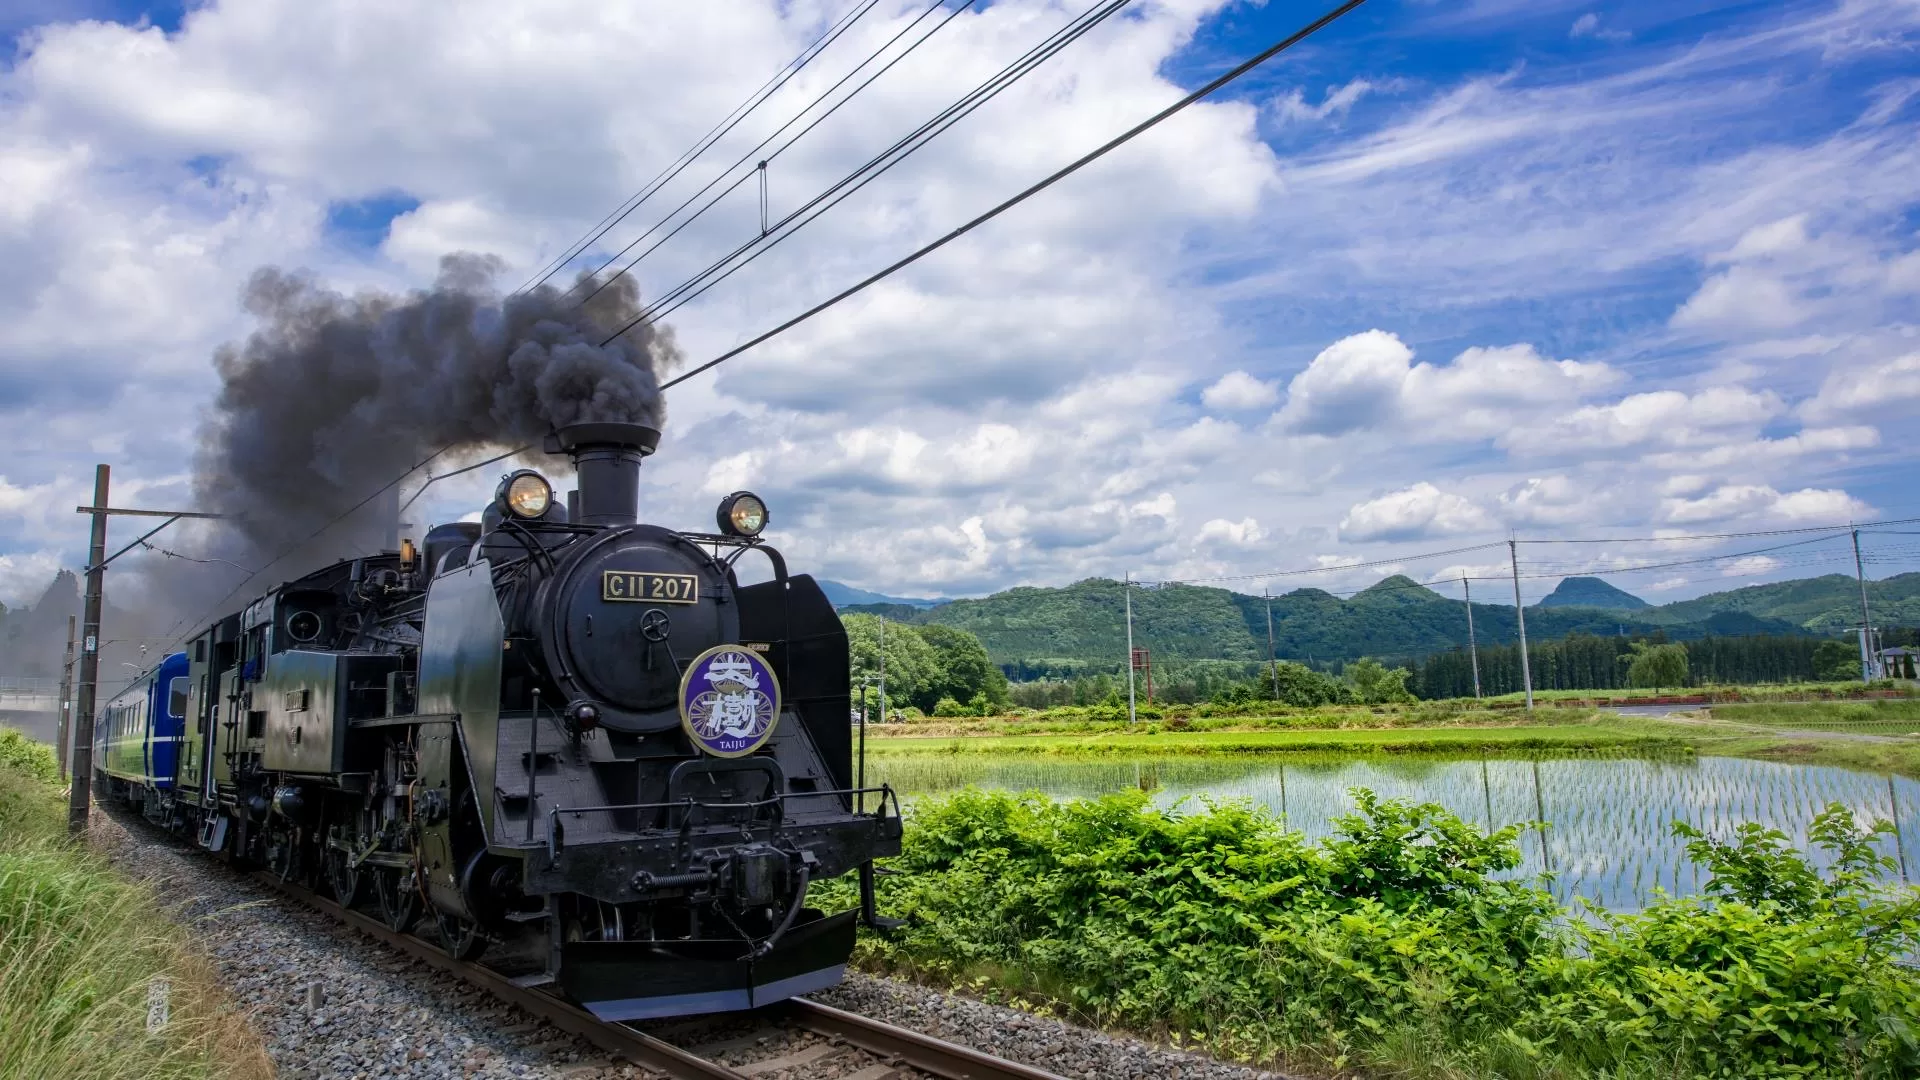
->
xmin=833 ymin=788 xmax=1920 ymax=1077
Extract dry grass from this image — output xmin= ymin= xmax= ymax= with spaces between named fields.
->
xmin=0 ymin=728 xmax=272 ymax=1080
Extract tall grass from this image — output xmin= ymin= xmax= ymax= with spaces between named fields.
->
xmin=0 ymin=728 xmax=269 ymax=1080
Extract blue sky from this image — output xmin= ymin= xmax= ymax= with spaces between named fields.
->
xmin=0 ymin=0 xmax=1915 ymax=612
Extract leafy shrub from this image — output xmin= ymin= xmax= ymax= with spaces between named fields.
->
xmin=0 ymin=728 xmax=58 ymax=784
xmin=835 ymin=788 xmax=1920 ymax=1077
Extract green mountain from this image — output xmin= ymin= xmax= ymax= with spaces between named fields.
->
xmin=1539 ymin=576 xmax=1650 ymax=609
xmin=1643 ymin=573 xmax=1920 ymax=634
xmin=843 ymin=571 xmax=1920 ymax=675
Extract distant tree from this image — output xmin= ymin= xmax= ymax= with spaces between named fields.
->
xmin=1346 ymin=658 xmax=1416 ymax=704
xmin=1811 ymin=639 xmax=1861 ymax=682
xmin=1625 ymin=641 xmax=1690 ymax=690
xmin=1265 ymin=661 xmax=1355 ymax=707
xmin=915 ymin=624 xmax=1008 ymax=712
xmin=843 ymin=614 xmax=939 ymax=712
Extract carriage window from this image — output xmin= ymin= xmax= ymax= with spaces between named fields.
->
xmin=168 ymin=677 xmax=188 ymax=719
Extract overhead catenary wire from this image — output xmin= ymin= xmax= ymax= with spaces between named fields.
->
xmin=515 ymin=0 xmax=886 ymax=296
xmin=568 ymin=0 xmax=975 ymax=309
xmin=611 ymin=0 xmax=1377 ymax=383
xmin=585 ymin=0 xmax=1137 ymax=326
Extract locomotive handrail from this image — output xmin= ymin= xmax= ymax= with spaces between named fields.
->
xmin=543 ymin=782 xmax=900 ymax=863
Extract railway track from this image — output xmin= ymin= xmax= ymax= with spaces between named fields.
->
xmin=248 ymin=870 xmax=1070 ymax=1080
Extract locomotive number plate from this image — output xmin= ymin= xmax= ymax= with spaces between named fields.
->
xmin=603 ymin=570 xmax=699 ymax=604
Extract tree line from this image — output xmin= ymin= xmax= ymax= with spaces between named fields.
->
xmin=843 ymin=614 xmax=1010 ymax=716
xmin=1401 ymin=631 xmax=1867 ymax=699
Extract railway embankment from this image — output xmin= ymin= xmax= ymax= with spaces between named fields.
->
xmin=0 ymin=728 xmax=269 ymax=1080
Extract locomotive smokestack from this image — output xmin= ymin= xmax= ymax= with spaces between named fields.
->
xmin=545 ymin=422 xmax=661 ymax=526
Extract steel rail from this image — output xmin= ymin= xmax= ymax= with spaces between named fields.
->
xmin=247 ymin=871 xmax=743 ymax=1079
xmin=246 ymin=868 xmax=1072 ymax=1080
xmin=783 ymin=998 xmax=1073 ymax=1080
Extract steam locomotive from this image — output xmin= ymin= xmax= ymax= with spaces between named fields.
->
xmin=95 ymin=422 xmax=902 ymax=1019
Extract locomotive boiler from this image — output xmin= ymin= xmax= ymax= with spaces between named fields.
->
xmin=96 ymin=421 xmax=901 ymax=1019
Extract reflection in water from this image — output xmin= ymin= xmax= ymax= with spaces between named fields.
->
xmin=867 ymin=753 xmax=1920 ymax=911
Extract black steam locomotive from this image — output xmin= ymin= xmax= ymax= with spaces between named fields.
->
xmin=95 ymin=422 xmax=901 ymax=1019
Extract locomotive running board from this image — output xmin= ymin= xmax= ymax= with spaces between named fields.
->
xmin=561 ymin=909 xmax=856 ymax=1021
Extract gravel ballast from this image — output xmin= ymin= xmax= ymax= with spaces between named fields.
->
xmin=812 ymin=975 xmax=1294 ymax=1080
xmin=93 ymin=807 xmax=1294 ymax=1080
xmin=92 ymin=810 xmax=647 ymax=1080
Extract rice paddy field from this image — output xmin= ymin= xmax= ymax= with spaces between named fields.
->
xmin=867 ymin=751 xmax=1920 ymax=912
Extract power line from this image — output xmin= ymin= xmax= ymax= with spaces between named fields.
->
xmin=516 ymin=0 xmax=885 ymax=296
xmin=1517 ymin=516 xmax=1920 ymax=543
xmin=589 ymin=0 xmax=1137 ymax=328
xmin=630 ymin=0 xmax=1375 ymax=385
xmin=569 ymin=0 xmax=973 ymax=309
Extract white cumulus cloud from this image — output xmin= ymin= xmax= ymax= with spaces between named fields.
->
xmin=1339 ymin=482 xmax=1492 ymax=542
xmin=1200 ymin=370 xmax=1280 ymax=411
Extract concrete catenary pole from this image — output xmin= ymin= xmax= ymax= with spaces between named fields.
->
xmin=70 ymin=465 xmax=109 ymax=834
xmin=1264 ymin=586 xmax=1281 ymax=701
xmin=877 ymin=617 xmax=887 ymax=725
xmin=1462 ymin=575 xmax=1482 ymax=700
xmin=1852 ymin=527 xmax=1876 ymax=682
xmin=56 ymin=615 xmax=76 ymax=782
xmin=1509 ymin=538 xmax=1534 ymax=711
xmin=1124 ymin=573 xmax=1137 ymax=726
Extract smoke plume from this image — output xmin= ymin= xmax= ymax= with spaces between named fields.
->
xmin=192 ymin=253 xmax=678 ymax=569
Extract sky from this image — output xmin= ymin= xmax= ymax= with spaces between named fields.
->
xmin=0 ymin=0 xmax=1916 ymax=614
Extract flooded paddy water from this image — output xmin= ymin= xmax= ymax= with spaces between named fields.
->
xmin=866 ymin=751 xmax=1920 ymax=911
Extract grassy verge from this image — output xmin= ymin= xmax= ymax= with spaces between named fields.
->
xmin=876 ymin=702 xmax=1587 ymax=739
xmin=828 ymin=788 xmax=1920 ymax=1079
xmin=1712 ymin=698 xmax=1920 ymax=729
xmin=0 ymin=728 xmax=269 ymax=1080
xmin=866 ymin=718 xmax=1692 ymax=758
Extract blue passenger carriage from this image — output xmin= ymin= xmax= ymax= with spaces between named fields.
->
xmin=95 ymin=651 xmax=191 ymax=817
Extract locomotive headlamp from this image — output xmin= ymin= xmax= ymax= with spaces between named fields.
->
xmin=567 ymin=701 xmax=601 ymax=733
xmin=498 ymin=470 xmax=553 ymax=519
xmin=717 ymin=491 xmax=769 ymax=537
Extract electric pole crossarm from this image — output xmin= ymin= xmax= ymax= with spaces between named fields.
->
xmin=75 ymin=506 xmax=222 ymax=519
xmin=86 ymin=515 xmax=185 ymax=573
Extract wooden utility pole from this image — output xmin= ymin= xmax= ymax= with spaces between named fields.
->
xmin=56 ymin=615 xmax=76 ymax=781
xmin=69 ymin=465 xmax=109 ymax=834
xmin=67 ymin=469 xmax=224 ymax=835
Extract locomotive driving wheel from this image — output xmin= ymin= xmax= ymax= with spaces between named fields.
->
xmin=435 ymin=910 xmax=485 ymax=961
xmin=324 ymin=847 xmax=365 ymax=908
xmin=373 ymin=868 xmax=418 ymax=933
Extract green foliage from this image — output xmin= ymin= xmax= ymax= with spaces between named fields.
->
xmin=836 ymin=788 xmax=1920 ymax=1078
xmin=1813 ymin=639 xmax=1862 ymax=681
xmin=845 ymin=613 xmax=940 ymax=712
xmin=0 ymin=728 xmax=58 ymax=784
xmin=1625 ymin=640 xmax=1689 ymax=690
xmin=1346 ymin=658 xmax=1416 ymax=704
xmin=846 ymin=616 xmax=1008 ymax=714
xmin=915 ymin=623 xmax=1009 ymax=712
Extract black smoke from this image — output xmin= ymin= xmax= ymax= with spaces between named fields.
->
xmin=192 ymin=253 xmax=678 ymax=567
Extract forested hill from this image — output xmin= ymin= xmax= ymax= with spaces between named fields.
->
xmin=841 ymin=571 xmax=1920 ymax=674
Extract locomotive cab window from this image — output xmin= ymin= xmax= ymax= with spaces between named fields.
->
xmin=168 ymin=677 xmax=188 ymax=719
